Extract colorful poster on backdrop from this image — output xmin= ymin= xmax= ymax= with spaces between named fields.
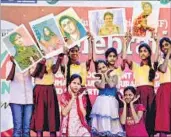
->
xmin=2 ymin=25 xmax=43 ymax=72
xmin=89 ymin=8 xmax=127 ymax=37
xmin=132 ymin=1 xmax=159 ymax=38
xmin=56 ymin=7 xmax=87 ymax=49
xmin=30 ymin=14 xmax=65 ymax=58
xmin=1 ymin=1 xmax=171 ymax=136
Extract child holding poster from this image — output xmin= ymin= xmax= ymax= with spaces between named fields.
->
xmin=30 ymin=55 xmax=64 ymax=137
xmin=60 ymin=74 xmax=91 ymax=136
xmin=6 ymin=56 xmax=35 ymax=137
xmin=91 ymin=60 xmax=125 ymax=137
xmin=61 ymin=33 xmax=93 ymax=125
xmin=119 ymin=86 xmax=148 ymax=137
xmin=122 ymin=32 xmax=159 ymax=136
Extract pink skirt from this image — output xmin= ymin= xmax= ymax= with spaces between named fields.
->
xmin=155 ymin=82 xmax=171 ymax=133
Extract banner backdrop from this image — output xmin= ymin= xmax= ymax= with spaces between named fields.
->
xmin=1 ymin=1 xmax=171 ymax=136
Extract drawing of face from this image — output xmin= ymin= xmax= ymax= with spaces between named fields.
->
xmin=61 ymin=18 xmax=77 ymax=34
xmin=143 ymin=3 xmax=152 ymax=15
xmin=44 ymin=27 xmax=50 ymax=36
xmin=104 ymin=14 xmax=113 ymax=26
xmin=14 ymin=34 xmax=24 ymax=46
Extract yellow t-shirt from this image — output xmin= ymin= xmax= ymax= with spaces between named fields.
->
xmin=35 ymin=59 xmax=55 ymax=85
xmin=110 ymin=67 xmax=123 ymax=79
xmin=70 ymin=63 xmax=87 ymax=86
xmin=132 ymin=62 xmax=154 ymax=87
xmin=158 ymin=58 xmax=171 ymax=83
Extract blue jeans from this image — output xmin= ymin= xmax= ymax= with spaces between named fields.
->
xmin=10 ymin=103 xmax=33 ymax=137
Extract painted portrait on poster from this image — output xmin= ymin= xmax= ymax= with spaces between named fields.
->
xmin=56 ymin=8 xmax=87 ymax=48
xmin=30 ymin=14 xmax=65 ymax=58
xmin=131 ymin=1 xmax=159 ymax=38
xmin=2 ymin=25 xmax=43 ymax=72
xmin=89 ymin=8 xmax=127 ymax=37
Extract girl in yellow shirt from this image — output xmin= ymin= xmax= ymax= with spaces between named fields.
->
xmin=122 ymin=32 xmax=159 ymax=136
xmin=30 ymin=55 xmax=63 ymax=137
xmin=155 ymin=37 xmax=171 ymax=135
xmin=61 ymin=33 xmax=93 ymax=125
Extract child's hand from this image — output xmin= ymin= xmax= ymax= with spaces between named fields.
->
xmin=87 ymin=32 xmax=94 ymax=41
xmin=10 ymin=56 xmax=15 ymax=63
xmin=78 ymin=91 xmax=85 ymax=100
xmin=151 ymin=32 xmax=158 ymax=42
xmin=106 ymin=69 xmax=113 ymax=77
xmin=124 ymin=30 xmax=132 ymax=43
xmin=40 ymin=58 xmax=46 ymax=64
xmin=118 ymin=95 xmax=126 ymax=105
xmin=58 ymin=53 xmax=65 ymax=60
xmin=130 ymin=95 xmax=140 ymax=104
xmin=94 ymin=73 xmax=102 ymax=78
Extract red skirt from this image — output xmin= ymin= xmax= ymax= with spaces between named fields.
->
xmin=31 ymin=85 xmax=60 ymax=132
xmin=137 ymin=85 xmax=156 ymax=135
xmin=155 ymin=82 xmax=171 ymax=133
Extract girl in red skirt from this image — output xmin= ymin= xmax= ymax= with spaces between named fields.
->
xmin=155 ymin=37 xmax=171 ymax=136
xmin=30 ymin=55 xmax=64 ymax=137
xmin=122 ymin=32 xmax=159 ymax=136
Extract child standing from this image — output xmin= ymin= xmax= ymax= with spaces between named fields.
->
xmin=60 ymin=74 xmax=91 ymax=136
xmin=30 ymin=55 xmax=63 ymax=137
xmin=122 ymin=32 xmax=159 ymax=136
xmin=61 ymin=34 xmax=93 ymax=124
xmin=119 ymin=86 xmax=148 ymax=137
xmin=155 ymin=37 xmax=171 ymax=136
xmin=91 ymin=60 xmax=125 ymax=136
xmin=6 ymin=57 xmax=34 ymax=137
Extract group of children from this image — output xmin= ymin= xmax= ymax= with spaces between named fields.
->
xmin=6 ymin=32 xmax=171 ymax=137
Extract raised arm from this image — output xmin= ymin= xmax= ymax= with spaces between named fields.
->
xmin=94 ymin=73 xmax=106 ymax=89
xmin=52 ymin=53 xmax=64 ymax=74
xmin=118 ymin=95 xmax=127 ymax=125
xmin=6 ymin=56 xmax=15 ymax=81
xmin=122 ymin=31 xmax=133 ymax=69
xmin=153 ymin=33 xmax=160 ymax=63
xmin=61 ymin=92 xmax=76 ymax=116
xmin=158 ymin=48 xmax=171 ymax=73
xmin=130 ymin=95 xmax=143 ymax=124
xmin=86 ymin=32 xmax=94 ymax=71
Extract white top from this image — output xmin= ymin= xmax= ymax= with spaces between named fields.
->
xmin=6 ymin=61 xmax=33 ymax=104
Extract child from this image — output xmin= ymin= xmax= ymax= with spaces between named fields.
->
xmin=61 ymin=33 xmax=93 ymax=124
xmin=60 ymin=74 xmax=91 ymax=136
xmin=119 ymin=86 xmax=148 ymax=137
xmin=6 ymin=56 xmax=34 ymax=137
xmin=155 ymin=37 xmax=171 ymax=136
xmin=91 ymin=60 xmax=125 ymax=136
xmin=122 ymin=32 xmax=159 ymax=136
xmin=105 ymin=47 xmax=125 ymax=81
xmin=30 ymin=55 xmax=63 ymax=137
